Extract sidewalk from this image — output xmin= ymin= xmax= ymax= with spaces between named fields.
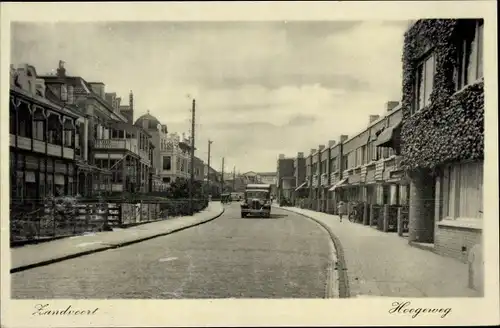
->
xmin=276 ymin=205 xmax=481 ymax=298
xmin=11 ymin=202 xmax=224 ymax=273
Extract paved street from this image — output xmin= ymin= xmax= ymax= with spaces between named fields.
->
xmin=12 ymin=205 xmax=332 ymax=299
xmin=277 ymin=206 xmax=482 ymax=298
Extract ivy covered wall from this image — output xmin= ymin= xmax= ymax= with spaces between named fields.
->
xmin=400 ymin=19 xmax=484 ymax=171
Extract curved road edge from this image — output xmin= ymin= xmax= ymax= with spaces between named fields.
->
xmin=276 ymin=206 xmax=350 ymax=298
xmin=10 ymin=205 xmax=226 ymax=274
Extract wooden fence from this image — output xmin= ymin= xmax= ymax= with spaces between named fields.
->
xmin=10 ymin=198 xmax=208 ymax=245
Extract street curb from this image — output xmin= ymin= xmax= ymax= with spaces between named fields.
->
xmin=275 ymin=206 xmax=351 ymax=299
xmin=10 ymin=207 xmax=225 ymax=274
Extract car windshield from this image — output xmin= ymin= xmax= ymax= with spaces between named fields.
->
xmin=245 ymin=191 xmax=269 ymax=199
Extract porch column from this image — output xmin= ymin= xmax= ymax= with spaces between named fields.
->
xmin=390 ymin=184 xmax=398 ymax=205
xmin=408 ymin=169 xmax=435 ymax=243
xmin=122 ymin=155 xmax=127 ymax=192
xmin=362 ymin=186 xmax=369 ymax=225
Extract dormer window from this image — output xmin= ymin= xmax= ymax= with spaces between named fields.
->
xmin=61 ymin=84 xmax=68 ymax=101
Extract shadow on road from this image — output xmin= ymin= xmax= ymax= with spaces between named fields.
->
xmin=237 ymin=213 xmax=288 ymax=219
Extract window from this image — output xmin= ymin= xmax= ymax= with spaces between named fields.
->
xmin=67 ymin=86 xmax=74 ymax=104
xmin=61 ymin=84 xmax=68 ymax=101
xmin=64 ymin=130 xmax=73 ymax=147
xmin=163 ymin=156 xmax=171 ymax=170
xmin=18 ymin=106 xmax=33 ymax=138
xmin=75 ymin=128 xmax=81 ymax=154
xmin=356 ymin=147 xmax=364 ymax=166
xmin=33 ymin=120 xmax=45 ymax=140
xmin=347 ymin=151 xmax=356 ymax=169
xmin=417 ymin=54 xmax=435 ymax=112
xmin=46 ymin=174 xmax=53 ymax=197
xmin=341 ymin=155 xmax=348 ymax=171
xmin=413 ymin=53 xmax=435 ymax=113
xmin=443 ymin=161 xmax=483 ymax=219
xmin=456 ymin=19 xmax=484 ymax=91
xmin=330 ymin=157 xmax=337 ymax=172
xmin=39 ymin=174 xmax=45 ymax=199
xmin=162 ymin=177 xmax=171 ymax=183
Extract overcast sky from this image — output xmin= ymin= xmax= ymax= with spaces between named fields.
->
xmin=11 ymin=21 xmax=409 ymax=173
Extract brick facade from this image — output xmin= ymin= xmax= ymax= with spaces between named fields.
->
xmin=434 ymin=225 xmax=482 ymax=263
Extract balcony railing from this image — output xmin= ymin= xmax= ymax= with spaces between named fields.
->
xmin=10 ymin=134 xmax=74 ymax=160
xmin=94 ymin=139 xmax=143 ymax=157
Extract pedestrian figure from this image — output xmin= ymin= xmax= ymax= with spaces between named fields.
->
xmin=337 ymin=201 xmax=346 ymax=222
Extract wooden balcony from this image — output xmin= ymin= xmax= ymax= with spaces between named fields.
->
xmin=10 ymin=134 xmax=74 ymax=160
xmin=95 ymin=139 xmax=136 ymax=152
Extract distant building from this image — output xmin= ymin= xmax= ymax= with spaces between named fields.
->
xmin=276 ymin=154 xmax=295 ymax=201
xmin=255 ymin=172 xmax=277 ymax=196
xmin=134 ymin=111 xmax=169 ymax=190
xmin=157 ymin=132 xmax=194 ymax=184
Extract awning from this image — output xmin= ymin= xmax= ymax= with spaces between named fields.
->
xmin=294 ymin=181 xmax=307 ymax=192
xmin=328 ymin=178 xmax=348 ymax=191
xmin=374 ymin=122 xmax=401 ymax=148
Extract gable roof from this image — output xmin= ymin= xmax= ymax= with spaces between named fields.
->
xmin=42 ymin=74 xmax=128 ymax=122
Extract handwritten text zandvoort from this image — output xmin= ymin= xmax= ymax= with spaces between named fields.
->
xmin=32 ymin=304 xmax=99 ymax=316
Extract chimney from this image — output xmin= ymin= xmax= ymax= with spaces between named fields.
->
xmin=340 ymin=135 xmax=348 ymax=143
xmin=279 ymin=154 xmax=285 ymax=160
xmin=116 ymin=97 xmax=121 ymax=108
xmin=297 ymin=152 xmax=304 ymax=159
xmin=328 ymin=140 xmax=336 ymax=147
xmin=386 ymin=101 xmax=399 ymax=112
xmin=310 ymin=148 xmax=317 ymax=155
xmin=369 ymin=115 xmax=380 ymax=123
xmin=56 ymin=60 xmax=66 ymax=77
xmin=318 ymin=145 xmax=325 ymax=152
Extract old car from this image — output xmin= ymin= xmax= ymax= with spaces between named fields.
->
xmin=240 ymin=184 xmax=272 ymax=218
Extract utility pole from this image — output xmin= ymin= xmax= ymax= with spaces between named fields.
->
xmin=189 ymin=99 xmax=196 ymax=215
xmin=206 ymin=139 xmax=213 ymax=196
xmin=232 ymin=166 xmax=236 ymax=192
xmin=221 ymin=157 xmax=225 ymax=194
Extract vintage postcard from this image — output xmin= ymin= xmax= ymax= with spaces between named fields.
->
xmin=1 ymin=1 xmax=498 ymax=327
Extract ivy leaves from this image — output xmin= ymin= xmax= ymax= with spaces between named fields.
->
xmin=400 ymin=19 xmax=484 ymax=170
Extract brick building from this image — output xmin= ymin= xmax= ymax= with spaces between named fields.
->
xmin=400 ymin=19 xmax=484 ymax=266
xmin=292 ymin=152 xmax=307 ymax=204
xmin=276 ymin=154 xmax=295 ymax=202
xmin=299 ymin=101 xmax=410 ymax=225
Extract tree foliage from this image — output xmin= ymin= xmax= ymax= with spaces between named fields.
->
xmin=401 ymin=19 xmax=484 ymax=171
xmin=166 ymin=177 xmax=205 ymax=199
